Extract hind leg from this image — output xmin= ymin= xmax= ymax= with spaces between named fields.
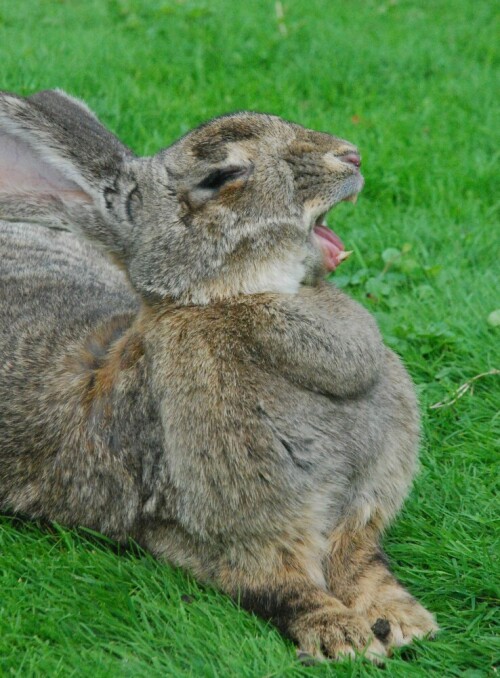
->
xmin=325 ymin=519 xmax=438 ymax=649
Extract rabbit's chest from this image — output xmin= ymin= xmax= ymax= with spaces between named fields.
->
xmin=147 ymin=312 xmax=400 ymax=541
xmin=153 ymin=355 xmax=376 ymax=539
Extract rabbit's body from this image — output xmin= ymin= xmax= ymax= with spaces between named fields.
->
xmin=0 ymin=91 xmax=437 ymax=661
xmin=0 ymin=221 xmax=416 ymax=547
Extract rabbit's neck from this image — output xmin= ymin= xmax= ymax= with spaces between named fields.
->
xmin=175 ymin=250 xmax=308 ymax=305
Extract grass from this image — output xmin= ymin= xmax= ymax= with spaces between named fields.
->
xmin=0 ymin=0 xmax=498 ymax=675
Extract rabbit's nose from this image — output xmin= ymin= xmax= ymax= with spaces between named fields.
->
xmin=339 ymin=153 xmax=361 ymax=168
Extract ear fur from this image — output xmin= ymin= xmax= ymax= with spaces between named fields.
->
xmin=0 ymin=89 xmax=134 ymax=258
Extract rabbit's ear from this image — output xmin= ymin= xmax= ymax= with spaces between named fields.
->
xmin=0 ymin=89 xmax=134 ymax=260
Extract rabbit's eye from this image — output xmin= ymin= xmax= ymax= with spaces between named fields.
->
xmin=198 ymin=166 xmax=248 ymax=191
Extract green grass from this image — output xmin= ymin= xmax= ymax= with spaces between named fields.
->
xmin=0 ymin=0 xmax=498 ymax=675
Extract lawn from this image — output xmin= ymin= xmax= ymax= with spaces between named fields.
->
xmin=0 ymin=0 xmax=498 ymax=676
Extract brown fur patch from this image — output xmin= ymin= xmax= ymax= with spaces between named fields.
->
xmin=72 ymin=319 xmax=144 ymax=415
xmin=217 ymin=178 xmax=248 ymax=207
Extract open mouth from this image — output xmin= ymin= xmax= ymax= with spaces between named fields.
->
xmin=312 ymin=192 xmax=357 ymax=272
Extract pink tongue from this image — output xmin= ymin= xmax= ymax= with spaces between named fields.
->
xmin=313 ymin=225 xmax=345 ymax=272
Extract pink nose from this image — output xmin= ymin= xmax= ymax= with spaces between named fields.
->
xmin=340 ymin=153 xmax=361 ymax=168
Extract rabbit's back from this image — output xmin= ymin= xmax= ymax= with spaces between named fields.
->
xmin=0 ymin=222 xmax=137 ymax=343
xmin=0 ymin=222 xmax=145 ymax=535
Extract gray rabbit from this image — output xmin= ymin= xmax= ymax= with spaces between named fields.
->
xmin=0 ymin=90 xmax=437 ymax=662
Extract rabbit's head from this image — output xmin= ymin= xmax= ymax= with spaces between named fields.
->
xmin=0 ymin=90 xmax=363 ymax=303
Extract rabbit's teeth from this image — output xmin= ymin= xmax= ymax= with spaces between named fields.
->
xmin=337 ymin=250 xmax=353 ymax=262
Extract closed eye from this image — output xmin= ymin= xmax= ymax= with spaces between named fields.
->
xmin=197 ymin=165 xmax=250 ymax=190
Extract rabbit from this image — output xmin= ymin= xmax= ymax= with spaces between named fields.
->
xmin=0 ymin=89 xmax=438 ymax=662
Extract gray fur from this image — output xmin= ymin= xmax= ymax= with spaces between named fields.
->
xmin=0 ymin=90 xmax=435 ymax=661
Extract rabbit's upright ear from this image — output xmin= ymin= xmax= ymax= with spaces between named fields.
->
xmin=0 ymin=89 xmax=135 ymax=261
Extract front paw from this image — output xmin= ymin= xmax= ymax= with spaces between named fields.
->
xmin=360 ymin=591 xmax=438 ymax=648
xmin=290 ymin=607 xmax=388 ymax=664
